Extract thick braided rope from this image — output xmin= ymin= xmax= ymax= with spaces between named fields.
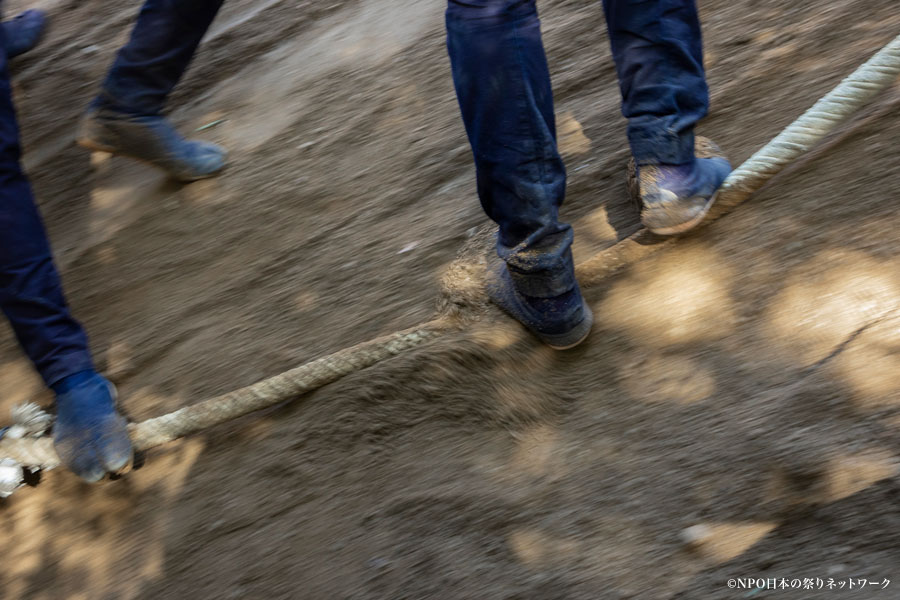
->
xmin=719 ymin=34 xmax=900 ymax=205
xmin=2 ymin=35 xmax=899 ymax=471
xmin=0 ymin=437 xmax=56 ymax=471
xmin=578 ymin=33 xmax=900 ymax=285
xmin=0 ymin=319 xmax=452 ymax=469
xmin=131 ymin=319 xmax=450 ymax=450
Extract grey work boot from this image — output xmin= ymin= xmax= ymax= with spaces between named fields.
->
xmin=628 ymin=136 xmax=731 ymax=235
xmin=77 ymin=108 xmax=226 ymax=182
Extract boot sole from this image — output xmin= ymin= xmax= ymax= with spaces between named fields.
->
xmin=644 ymin=190 xmax=720 ymax=236
xmin=487 ymin=264 xmax=595 ymax=351
xmin=542 ymin=300 xmax=594 ymax=350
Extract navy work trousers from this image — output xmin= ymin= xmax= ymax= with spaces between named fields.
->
xmin=96 ymin=0 xmax=224 ymax=116
xmin=1 ymin=0 xmax=223 ymax=385
xmin=446 ymin=0 xmax=708 ymax=296
xmin=0 ymin=27 xmax=93 ymax=386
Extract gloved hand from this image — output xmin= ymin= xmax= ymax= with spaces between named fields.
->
xmin=52 ymin=370 xmax=133 ymax=482
xmin=2 ymin=10 xmax=47 ymax=59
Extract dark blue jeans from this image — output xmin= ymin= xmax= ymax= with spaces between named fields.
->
xmin=1 ymin=0 xmax=224 ymax=386
xmin=0 ymin=29 xmax=94 ymax=386
xmin=446 ymin=0 xmax=708 ymax=297
xmin=95 ymin=0 xmax=224 ymax=115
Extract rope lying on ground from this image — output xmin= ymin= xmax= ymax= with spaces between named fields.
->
xmin=577 ymin=33 xmax=900 ymax=285
xmin=0 ymin=319 xmax=454 ymax=470
xmin=2 ymin=34 xmax=899 ymax=473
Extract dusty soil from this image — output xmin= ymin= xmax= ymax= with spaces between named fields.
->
xmin=2 ymin=0 xmax=899 ymax=598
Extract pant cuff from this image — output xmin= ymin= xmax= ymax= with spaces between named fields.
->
xmin=507 ymin=266 xmax=576 ymax=298
xmin=503 ymin=246 xmax=577 ymax=298
xmin=40 ymin=354 xmax=96 ymax=389
xmin=91 ymin=89 xmax=162 ymax=118
xmin=628 ymin=124 xmax=695 ymax=165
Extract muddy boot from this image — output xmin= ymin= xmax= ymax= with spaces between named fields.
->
xmin=486 ymin=261 xmax=593 ymax=350
xmin=77 ymin=108 xmax=226 ymax=181
xmin=2 ymin=9 xmax=47 ymax=59
xmin=52 ymin=371 xmax=133 ymax=483
xmin=629 ymin=137 xmax=731 ymax=236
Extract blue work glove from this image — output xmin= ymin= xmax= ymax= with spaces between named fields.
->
xmin=2 ymin=10 xmax=47 ymax=59
xmin=52 ymin=370 xmax=133 ymax=482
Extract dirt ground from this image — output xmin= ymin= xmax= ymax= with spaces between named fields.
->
xmin=1 ymin=0 xmax=899 ymax=598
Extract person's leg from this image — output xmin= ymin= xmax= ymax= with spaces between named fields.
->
xmin=603 ymin=0 xmax=730 ymax=234
xmin=0 ymin=35 xmax=131 ymax=481
xmin=95 ymin=0 xmax=225 ymax=116
xmin=77 ymin=0 xmax=227 ymax=181
xmin=0 ymin=64 xmax=92 ymax=389
xmin=446 ymin=0 xmax=592 ymax=349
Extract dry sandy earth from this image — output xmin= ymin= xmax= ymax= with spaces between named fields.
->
xmin=1 ymin=0 xmax=899 ymax=598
